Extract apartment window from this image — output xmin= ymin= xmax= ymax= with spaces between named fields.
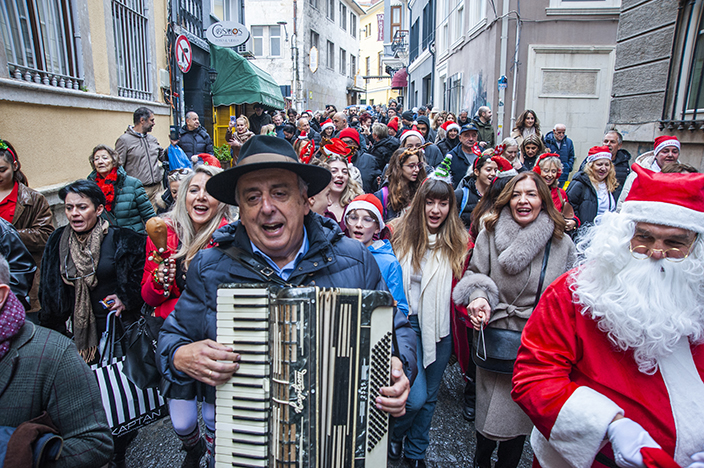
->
xmin=454 ymin=1 xmax=464 ymax=43
xmin=252 ymin=26 xmax=264 ymax=56
xmin=212 ymin=0 xmax=229 ymax=20
xmin=340 ymin=4 xmax=347 ymax=30
xmin=664 ymin=1 xmax=704 ymax=122
xmin=378 ymin=51 xmax=383 ymax=76
xmin=309 ymin=0 xmax=319 ymax=9
xmin=409 ymin=19 xmax=419 ymax=62
xmin=365 ymin=24 xmax=372 ymax=38
xmin=350 ymin=55 xmax=356 ymax=77
xmin=340 ymin=48 xmax=346 ymax=75
xmin=468 ymin=0 xmax=487 ymax=30
xmin=1 ymin=0 xmax=83 ymax=90
xmin=328 ymin=0 xmax=335 ymax=21
xmin=547 ymin=0 xmax=621 ymax=14
xmin=270 ymin=25 xmax=281 ymax=56
xmin=422 ymin=0 xmax=435 ymax=50
xmin=112 ymin=0 xmax=152 ymax=99
xmin=252 ymin=26 xmax=281 ymax=57
xmin=311 ymin=30 xmax=320 ymax=50
xmin=391 ymin=6 xmax=402 ymax=39
xmin=327 ymin=40 xmax=334 ymax=69
xmin=351 ymin=14 xmax=357 ymax=38
xmin=366 ymin=56 xmax=370 ymax=76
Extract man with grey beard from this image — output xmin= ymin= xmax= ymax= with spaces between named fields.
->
xmin=512 ymin=164 xmax=704 ymax=468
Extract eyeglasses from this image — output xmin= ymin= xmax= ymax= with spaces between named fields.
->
xmin=403 ymin=163 xmax=421 ymax=170
xmin=345 ymin=212 xmax=378 ymax=228
xmin=629 ymin=236 xmax=697 ymax=263
xmin=169 ymin=168 xmax=192 ymax=176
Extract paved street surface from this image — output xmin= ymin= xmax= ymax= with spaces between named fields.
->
xmin=126 ymin=363 xmax=533 ymax=467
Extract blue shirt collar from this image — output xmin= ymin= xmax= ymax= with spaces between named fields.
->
xmin=250 ymin=227 xmax=309 ymax=281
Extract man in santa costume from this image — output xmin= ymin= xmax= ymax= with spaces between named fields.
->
xmin=512 ymin=164 xmax=704 ymax=468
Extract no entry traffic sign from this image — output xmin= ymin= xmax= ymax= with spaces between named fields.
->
xmin=175 ymin=35 xmax=192 ymax=73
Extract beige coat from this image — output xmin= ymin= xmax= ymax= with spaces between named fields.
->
xmin=453 ymin=207 xmax=575 ymax=440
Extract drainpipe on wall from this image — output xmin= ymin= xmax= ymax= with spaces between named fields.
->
xmin=509 ymin=1 xmax=521 ymax=131
xmin=497 ymin=0 xmax=509 ymax=140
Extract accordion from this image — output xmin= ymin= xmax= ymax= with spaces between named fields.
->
xmin=215 ymin=284 xmax=395 ymax=467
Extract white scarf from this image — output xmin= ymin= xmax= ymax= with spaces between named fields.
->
xmin=401 ymin=234 xmax=453 ymax=368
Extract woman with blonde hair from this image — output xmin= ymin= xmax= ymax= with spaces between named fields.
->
xmin=566 ymin=145 xmax=618 ymax=233
xmin=141 ymin=164 xmax=231 ymax=467
xmin=374 ymin=147 xmax=427 ymax=222
xmin=324 ymin=154 xmax=364 ymax=230
xmin=510 ymin=109 xmax=541 ymax=148
xmin=225 ymin=115 xmax=254 ymax=164
xmin=389 ymin=169 xmax=470 ymax=466
xmin=453 ymin=171 xmax=575 ymax=468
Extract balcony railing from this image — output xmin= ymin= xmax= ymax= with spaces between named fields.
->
xmin=179 ymin=0 xmax=203 ymax=38
xmin=8 ymin=63 xmax=83 ymax=90
xmin=391 ymin=30 xmax=409 ymax=55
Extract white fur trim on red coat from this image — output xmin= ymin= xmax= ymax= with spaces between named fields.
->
xmin=532 ymin=386 xmax=623 ymax=468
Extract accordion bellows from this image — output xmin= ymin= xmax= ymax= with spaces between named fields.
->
xmin=215 ymin=284 xmax=394 ymax=467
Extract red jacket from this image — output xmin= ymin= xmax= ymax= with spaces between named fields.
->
xmin=141 ymin=217 xmax=229 ymax=318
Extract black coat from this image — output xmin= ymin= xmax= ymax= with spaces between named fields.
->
xmin=178 ymin=125 xmax=214 ymax=157
xmin=39 ymin=226 xmax=146 ymax=335
xmin=0 ymin=217 xmax=36 ymax=308
xmin=566 ymin=171 xmax=613 ymax=230
xmin=437 ymin=137 xmax=459 ymax=157
xmin=352 ymin=150 xmax=382 ymax=193
xmin=369 ymin=136 xmax=400 ymax=170
xmin=454 ymin=176 xmax=482 ymax=229
xmin=578 ymin=149 xmax=631 ymax=201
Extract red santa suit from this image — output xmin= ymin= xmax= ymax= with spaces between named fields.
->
xmin=511 ymin=271 xmax=704 ymax=468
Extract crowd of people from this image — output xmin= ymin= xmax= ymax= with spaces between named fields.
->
xmin=0 ymin=99 xmax=703 ymax=468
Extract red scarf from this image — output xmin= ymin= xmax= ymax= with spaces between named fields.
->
xmin=95 ymin=167 xmax=118 ymax=212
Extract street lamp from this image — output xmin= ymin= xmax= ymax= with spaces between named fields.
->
xmin=207 ymin=67 xmax=218 ymax=85
xmin=277 ymin=21 xmax=289 ymax=42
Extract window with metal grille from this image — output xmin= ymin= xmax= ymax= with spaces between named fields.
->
xmin=0 ymin=0 xmax=83 ymax=89
xmin=112 ymin=0 xmax=152 ymax=100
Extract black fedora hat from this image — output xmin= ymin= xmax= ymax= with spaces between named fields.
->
xmin=206 ymin=135 xmax=331 ymax=206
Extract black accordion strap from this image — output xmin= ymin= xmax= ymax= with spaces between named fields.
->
xmin=218 ymin=245 xmax=288 ymax=286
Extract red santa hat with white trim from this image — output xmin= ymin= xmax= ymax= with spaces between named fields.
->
xmin=621 ymin=164 xmax=704 ymax=234
xmin=653 ymin=135 xmax=680 ymax=156
xmin=344 ymin=193 xmax=385 ymax=230
xmin=586 ymin=145 xmax=612 ymax=163
xmin=320 ymin=119 xmax=335 ymax=133
xmin=441 ymin=121 xmax=461 ymax=134
xmin=399 ymin=126 xmax=426 ymax=145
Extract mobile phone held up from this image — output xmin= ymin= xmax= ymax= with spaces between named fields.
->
xmin=100 ymin=298 xmax=116 ymax=309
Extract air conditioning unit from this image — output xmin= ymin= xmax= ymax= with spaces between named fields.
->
xmin=236 ymin=40 xmax=254 ymax=58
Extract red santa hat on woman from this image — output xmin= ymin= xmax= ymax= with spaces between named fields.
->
xmin=653 ymin=135 xmax=680 ymax=156
xmin=388 ymin=117 xmax=400 ymax=132
xmin=441 ymin=120 xmax=461 ymax=134
xmin=344 ymin=193 xmax=385 ymax=230
xmin=533 ymin=153 xmax=562 ymax=179
xmin=320 ymin=119 xmax=335 ymax=133
xmin=492 ymin=155 xmax=518 ymax=178
xmin=399 ymin=126 xmax=426 ymax=145
xmin=586 ymin=145 xmax=612 ymax=163
xmin=622 ymin=164 xmax=704 ymax=234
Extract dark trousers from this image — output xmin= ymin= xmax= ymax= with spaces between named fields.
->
xmin=464 ymin=327 xmax=477 ymax=405
xmin=474 ymin=432 xmax=526 ymax=468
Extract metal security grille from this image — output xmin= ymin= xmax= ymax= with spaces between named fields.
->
xmin=112 ymin=0 xmax=152 ymax=100
xmin=0 ymin=0 xmax=83 ymax=89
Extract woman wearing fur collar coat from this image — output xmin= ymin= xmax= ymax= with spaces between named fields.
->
xmin=453 ymin=171 xmax=575 ymax=468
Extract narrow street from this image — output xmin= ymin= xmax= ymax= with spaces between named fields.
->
xmin=126 ymin=363 xmax=534 ymax=467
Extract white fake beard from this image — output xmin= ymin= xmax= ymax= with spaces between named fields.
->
xmin=571 ymin=213 xmax=704 ymax=374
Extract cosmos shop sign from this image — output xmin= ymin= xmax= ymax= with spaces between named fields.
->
xmin=206 ymin=21 xmax=250 ymax=48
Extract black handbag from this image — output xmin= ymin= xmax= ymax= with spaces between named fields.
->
xmin=472 ymin=238 xmax=552 ymax=374
xmin=122 ymin=311 xmax=164 ymax=389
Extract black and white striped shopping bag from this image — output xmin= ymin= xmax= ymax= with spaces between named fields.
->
xmin=92 ymin=357 xmax=169 ymax=436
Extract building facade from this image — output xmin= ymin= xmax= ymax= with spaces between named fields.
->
xmin=0 ymin=0 xmax=173 ymax=216
xmin=434 ymin=0 xmax=620 ymax=171
xmin=244 ymin=0 xmax=364 ymax=111
xmin=608 ymin=0 xmax=704 ymax=170
xmin=360 ymin=0 xmax=400 ymax=106
xmin=407 ymin=0 xmax=436 ymax=109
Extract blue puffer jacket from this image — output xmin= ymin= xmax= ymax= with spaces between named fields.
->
xmin=543 ymin=131 xmax=575 ymax=184
xmin=88 ymin=167 xmax=155 ymax=234
xmin=157 ymin=213 xmax=418 ymax=403
xmin=368 ymin=239 xmax=409 ymax=317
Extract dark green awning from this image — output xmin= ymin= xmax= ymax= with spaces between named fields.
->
xmin=210 ymin=44 xmax=285 ymax=109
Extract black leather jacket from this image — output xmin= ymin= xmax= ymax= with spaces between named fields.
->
xmin=0 ymin=217 xmax=36 ymax=308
